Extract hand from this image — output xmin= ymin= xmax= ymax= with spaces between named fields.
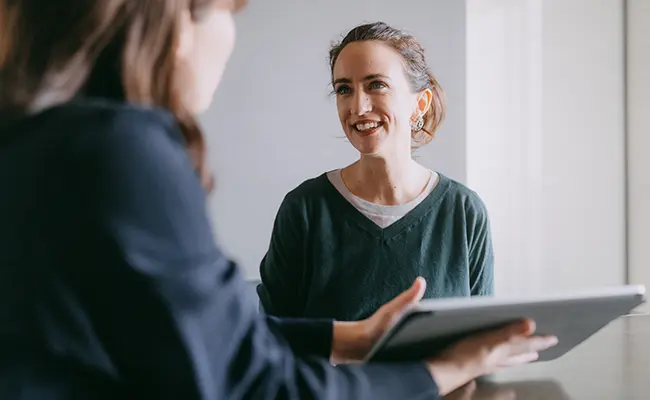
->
xmin=330 ymin=277 xmax=426 ymax=363
xmin=428 ymin=319 xmax=558 ymax=396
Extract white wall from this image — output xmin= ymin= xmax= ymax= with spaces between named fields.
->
xmin=627 ymin=0 xmax=650 ymax=312
xmin=541 ymin=0 xmax=626 ymax=290
xmin=467 ymin=0 xmax=626 ymax=295
xmin=201 ymin=1 xmax=467 ymax=277
xmin=466 ymin=0 xmax=545 ymax=295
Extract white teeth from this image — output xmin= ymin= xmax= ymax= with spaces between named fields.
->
xmin=355 ymin=122 xmax=380 ymax=131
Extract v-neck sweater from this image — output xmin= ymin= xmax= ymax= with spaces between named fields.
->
xmin=257 ymin=172 xmax=495 ymax=321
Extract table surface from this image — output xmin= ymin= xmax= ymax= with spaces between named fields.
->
xmin=444 ymin=314 xmax=650 ymax=400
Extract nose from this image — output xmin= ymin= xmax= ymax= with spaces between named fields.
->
xmin=351 ymin=91 xmax=372 ymax=116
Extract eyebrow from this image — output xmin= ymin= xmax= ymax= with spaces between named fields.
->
xmin=332 ymin=74 xmax=391 ymax=86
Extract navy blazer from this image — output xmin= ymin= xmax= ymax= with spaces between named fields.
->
xmin=0 ymin=99 xmax=439 ymax=399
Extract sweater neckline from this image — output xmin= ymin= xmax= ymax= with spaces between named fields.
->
xmin=320 ymin=171 xmax=452 ymax=240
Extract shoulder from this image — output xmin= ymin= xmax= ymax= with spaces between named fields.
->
xmin=60 ymin=99 xmax=180 ymax=150
xmin=281 ymin=173 xmax=332 ymax=205
xmin=439 ymin=174 xmax=489 ymax=220
xmin=37 ymin=99 xmax=205 ymax=197
xmin=271 ymin=172 xmax=336 ymax=222
xmin=53 ymin=99 xmax=194 ymax=173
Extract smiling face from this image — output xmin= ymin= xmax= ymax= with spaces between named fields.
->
xmin=332 ymin=40 xmax=422 ymax=156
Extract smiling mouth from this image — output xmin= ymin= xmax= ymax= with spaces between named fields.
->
xmin=353 ymin=121 xmax=384 ymax=135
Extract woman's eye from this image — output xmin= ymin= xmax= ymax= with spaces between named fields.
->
xmin=335 ymin=85 xmax=352 ymax=95
xmin=369 ymin=81 xmax=387 ymax=90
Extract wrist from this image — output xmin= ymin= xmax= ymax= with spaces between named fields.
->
xmin=427 ymin=357 xmax=476 ymax=396
xmin=331 ymin=321 xmax=371 ymax=364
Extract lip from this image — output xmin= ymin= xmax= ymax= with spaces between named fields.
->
xmin=350 ymin=120 xmax=384 ymax=136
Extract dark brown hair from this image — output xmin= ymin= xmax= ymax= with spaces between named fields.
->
xmin=0 ymin=0 xmax=246 ymax=190
xmin=329 ymin=22 xmax=446 ymax=148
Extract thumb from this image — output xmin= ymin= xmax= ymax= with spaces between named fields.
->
xmin=383 ymin=277 xmax=426 ymax=316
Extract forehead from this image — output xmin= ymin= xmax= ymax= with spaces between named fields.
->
xmin=333 ymin=41 xmax=406 ymax=80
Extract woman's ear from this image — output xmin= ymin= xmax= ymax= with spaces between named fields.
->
xmin=413 ymin=88 xmax=433 ymax=119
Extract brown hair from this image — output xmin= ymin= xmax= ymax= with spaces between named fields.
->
xmin=329 ymin=22 xmax=446 ymax=148
xmin=0 ymin=0 xmax=246 ymax=190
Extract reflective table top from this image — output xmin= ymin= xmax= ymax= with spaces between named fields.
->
xmin=445 ymin=314 xmax=650 ymax=400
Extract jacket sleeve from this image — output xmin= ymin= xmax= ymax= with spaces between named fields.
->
xmin=265 ymin=316 xmax=333 ymax=359
xmin=72 ymin=107 xmax=440 ymax=400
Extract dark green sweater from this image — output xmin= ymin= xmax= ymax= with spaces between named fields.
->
xmin=257 ymin=172 xmax=494 ymax=321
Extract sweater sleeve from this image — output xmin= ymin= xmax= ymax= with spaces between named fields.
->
xmin=257 ymin=193 xmax=307 ymax=317
xmin=466 ymin=193 xmax=495 ymax=296
xmin=73 ymin=107 xmax=440 ymax=400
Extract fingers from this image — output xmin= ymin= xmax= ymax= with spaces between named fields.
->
xmin=411 ymin=276 xmax=426 ymax=302
xmin=494 ymin=334 xmax=557 ymax=370
xmin=497 ymin=351 xmax=539 ymax=367
xmin=507 ymin=335 xmax=558 ymax=356
xmin=381 ymin=276 xmax=426 ymax=315
xmin=477 ymin=319 xmax=533 ymax=348
xmin=463 ymin=320 xmax=558 ymax=375
xmin=505 ymin=319 xmax=536 ymax=337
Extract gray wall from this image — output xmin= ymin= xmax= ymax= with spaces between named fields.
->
xmin=201 ymin=0 xmax=467 ymax=277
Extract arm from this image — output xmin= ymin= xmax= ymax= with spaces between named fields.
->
xmin=265 ymin=316 xmax=333 ymax=359
xmin=466 ymin=194 xmax=495 ymax=296
xmin=73 ymin=108 xmax=439 ymax=400
xmin=257 ymin=194 xmax=307 ymax=317
xmin=265 ymin=317 xmax=381 ymax=363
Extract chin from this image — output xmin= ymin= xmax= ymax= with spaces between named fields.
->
xmin=184 ymin=94 xmax=214 ymax=116
xmin=179 ymin=80 xmax=219 ymax=117
xmin=350 ymin=136 xmax=386 ymax=156
xmin=352 ymin=143 xmax=385 ymax=157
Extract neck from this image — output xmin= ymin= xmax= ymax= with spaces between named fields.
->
xmin=342 ymin=150 xmax=430 ymax=205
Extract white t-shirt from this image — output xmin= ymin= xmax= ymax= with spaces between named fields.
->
xmin=326 ymin=169 xmax=439 ymax=229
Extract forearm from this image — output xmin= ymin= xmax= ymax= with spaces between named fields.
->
xmin=194 ymin=277 xmax=441 ymax=399
xmin=266 ymin=315 xmax=333 ymax=359
xmin=427 ymin=359 xmax=475 ymax=397
xmin=331 ymin=321 xmax=373 ymax=364
xmin=266 ymin=316 xmax=371 ymax=363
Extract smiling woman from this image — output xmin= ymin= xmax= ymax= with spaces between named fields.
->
xmin=258 ymin=21 xmax=495 ymax=322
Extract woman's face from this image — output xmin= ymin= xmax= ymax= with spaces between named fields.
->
xmin=174 ymin=2 xmax=236 ymax=115
xmin=332 ymin=41 xmax=421 ymax=157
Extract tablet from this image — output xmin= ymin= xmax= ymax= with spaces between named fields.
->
xmin=365 ymin=284 xmax=646 ymax=363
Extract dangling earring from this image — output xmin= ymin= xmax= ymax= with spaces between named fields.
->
xmin=410 ymin=114 xmax=425 ymax=132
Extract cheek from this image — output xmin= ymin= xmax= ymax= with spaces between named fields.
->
xmin=183 ymin=12 xmax=235 ymax=114
xmin=203 ymin=14 xmax=235 ymax=90
xmin=388 ymin=97 xmax=414 ymax=125
xmin=336 ymin=98 xmax=349 ymax=123
xmin=374 ymin=96 xmax=399 ymax=122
